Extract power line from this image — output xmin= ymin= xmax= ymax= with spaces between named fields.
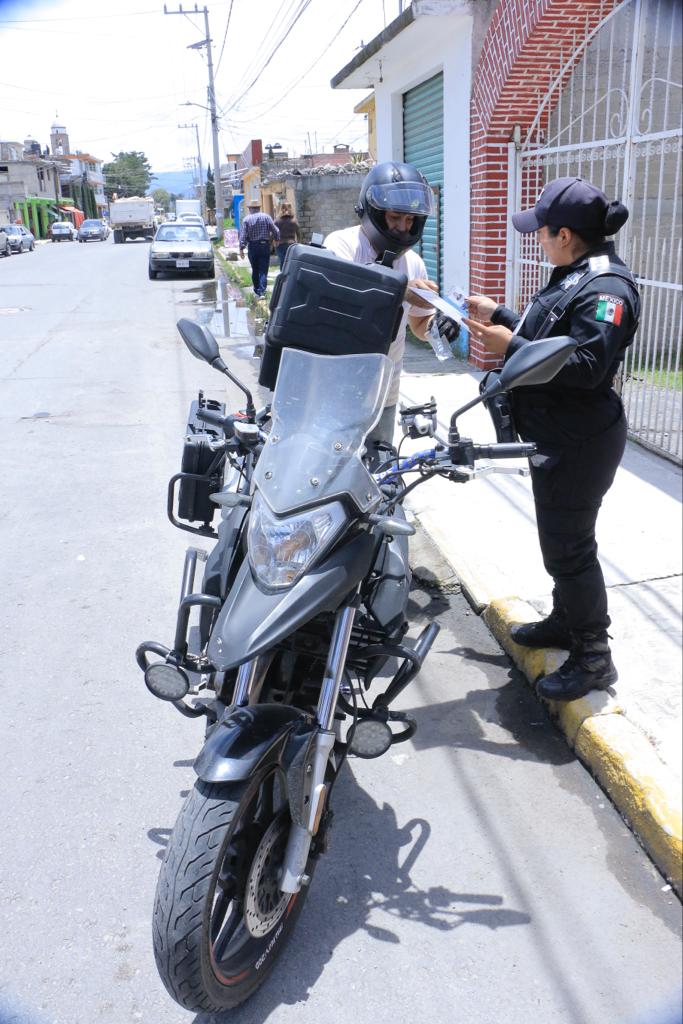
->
xmin=232 ymin=0 xmax=366 ymax=121
xmin=232 ymin=0 xmax=297 ymax=91
xmin=222 ymin=0 xmax=313 ymax=115
xmin=0 ymin=81 xmax=193 ymax=106
xmin=214 ymin=0 xmax=235 ymax=78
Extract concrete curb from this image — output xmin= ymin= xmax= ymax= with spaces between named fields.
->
xmin=410 ymin=518 xmax=683 ymax=895
xmin=483 ymin=597 xmax=682 ymax=894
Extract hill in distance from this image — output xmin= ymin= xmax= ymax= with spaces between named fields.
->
xmin=150 ymin=170 xmax=197 ymax=197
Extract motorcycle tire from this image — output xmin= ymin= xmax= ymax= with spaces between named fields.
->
xmin=153 ymin=766 xmax=311 ymax=1012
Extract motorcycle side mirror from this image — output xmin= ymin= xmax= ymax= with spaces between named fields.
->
xmin=484 ymin=336 xmax=578 ymax=396
xmin=177 ymin=318 xmax=222 ymax=366
xmin=449 ymin=336 xmax=578 ymax=438
xmin=176 ymin=318 xmax=256 ymax=420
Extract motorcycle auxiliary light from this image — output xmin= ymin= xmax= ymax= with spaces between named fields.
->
xmin=349 ymin=716 xmax=393 ymax=759
xmin=145 ymin=661 xmax=190 ymax=702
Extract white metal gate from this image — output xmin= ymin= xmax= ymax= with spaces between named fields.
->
xmin=508 ymin=0 xmax=682 ymax=463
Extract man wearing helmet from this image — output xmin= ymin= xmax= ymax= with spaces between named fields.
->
xmin=325 ymin=161 xmax=452 ymax=464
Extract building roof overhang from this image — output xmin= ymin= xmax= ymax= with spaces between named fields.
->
xmin=331 ymin=0 xmax=467 ymax=89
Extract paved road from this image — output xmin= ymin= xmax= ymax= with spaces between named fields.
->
xmin=0 ymin=240 xmax=680 ymax=1024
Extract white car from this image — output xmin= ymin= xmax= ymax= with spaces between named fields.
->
xmin=148 ymin=223 xmax=215 ymax=279
xmin=176 ymin=214 xmax=205 ymax=226
xmin=50 ymin=221 xmax=77 ymax=242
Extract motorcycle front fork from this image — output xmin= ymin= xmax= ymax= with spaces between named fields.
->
xmin=233 ymin=602 xmax=358 ymax=893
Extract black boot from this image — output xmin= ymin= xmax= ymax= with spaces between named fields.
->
xmin=511 ymin=608 xmax=571 ymax=649
xmin=536 ymin=633 xmax=618 ymax=702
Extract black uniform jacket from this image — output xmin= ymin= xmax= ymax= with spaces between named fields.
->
xmin=492 ymin=242 xmax=640 ymax=445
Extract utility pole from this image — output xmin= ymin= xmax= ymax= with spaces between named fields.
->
xmin=178 ymin=122 xmax=205 ymax=220
xmin=164 ymin=4 xmax=225 ymax=241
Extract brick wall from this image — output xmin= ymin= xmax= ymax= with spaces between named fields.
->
xmin=470 ymin=0 xmax=620 ymax=367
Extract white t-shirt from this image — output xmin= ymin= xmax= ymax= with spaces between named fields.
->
xmin=323 ymin=225 xmax=428 ymax=406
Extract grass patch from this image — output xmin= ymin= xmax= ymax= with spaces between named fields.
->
xmin=626 ymin=366 xmax=682 ymax=390
xmin=213 ymin=245 xmax=270 ymax=312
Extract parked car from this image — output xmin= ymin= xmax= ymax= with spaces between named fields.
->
xmin=4 ymin=224 xmax=35 ymax=252
xmin=148 ymin=223 xmax=215 ymax=279
xmin=50 ymin=221 xmax=76 ymax=242
xmin=0 ymin=225 xmax=11 ymax=257
xmin=78 ymin=219 xmax=108 ymax=243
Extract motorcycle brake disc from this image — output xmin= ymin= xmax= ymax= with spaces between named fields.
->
xmin=243 ymin=812 xmax=291 ymax=938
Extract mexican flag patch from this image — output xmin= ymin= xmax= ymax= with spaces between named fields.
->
xmin=596 ymin=294 xmax=624 ymax=324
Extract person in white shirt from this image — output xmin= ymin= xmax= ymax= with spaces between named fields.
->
xmin=324 ymin=161 xmax=457 ymax=466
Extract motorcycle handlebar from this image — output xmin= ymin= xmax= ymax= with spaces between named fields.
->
xmin=196 ymin=407 xmax=227 ymax=428
xmin=471 ymin=442 xmax=536 ymax=460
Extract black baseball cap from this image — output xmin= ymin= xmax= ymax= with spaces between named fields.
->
xmin=512 ymin=177 xmax=611 ymax=234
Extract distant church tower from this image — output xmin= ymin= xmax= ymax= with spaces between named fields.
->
xmin=50 ymin=120 xmax=70 ymax=156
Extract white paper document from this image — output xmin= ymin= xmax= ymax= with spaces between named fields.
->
xmin=411 ymin=288 xmax=465 ymax=323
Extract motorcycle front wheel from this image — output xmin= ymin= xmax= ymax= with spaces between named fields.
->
xmin=153 ymin=766 xmax=309 ymax=1012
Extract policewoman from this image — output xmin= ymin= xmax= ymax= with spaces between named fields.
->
xmin=464 ymin=177 xmax=640 ymax=701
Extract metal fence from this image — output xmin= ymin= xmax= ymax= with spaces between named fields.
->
xmin=507 ymin=0 xmax=682 ymax=463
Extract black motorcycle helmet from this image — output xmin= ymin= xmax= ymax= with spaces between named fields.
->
xmin=355 ymin=161 xmax=434 ymax=257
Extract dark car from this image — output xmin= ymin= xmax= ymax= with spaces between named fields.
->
xmin=148 ymin=223 xmax=214 ymax=279
xmin=78 ymin=219 xmax=108 ymax=243
xmin=0 ymin=225 xmax=11 ymax=257
xmin=4 ymin=224 xmax=35 ymax=253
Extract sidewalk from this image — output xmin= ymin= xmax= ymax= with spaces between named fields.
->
xmin=398 ymin=337 xmax=683 ymax=893
xmin=216 ymin=253 xmax=683 ymax=894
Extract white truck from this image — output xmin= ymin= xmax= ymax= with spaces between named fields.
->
xmin=175 ymin=198 xmax=202 ymax=220
xmin=109 ymin=197 xmax=155 ymax=243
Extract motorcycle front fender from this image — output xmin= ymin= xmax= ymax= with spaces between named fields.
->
xmin=194 ymin=703 xmax=315 ymax=784
xmin=207 ymin=530 xmax=376 ymax=670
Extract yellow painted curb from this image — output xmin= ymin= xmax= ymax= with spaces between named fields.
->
xmin=575 ymin=714 xmax=683 ymax=893
xmin=483 ymin=597 xmax=566 ymax=683
xmin=483 ymin=595 xmax=682 ymax=894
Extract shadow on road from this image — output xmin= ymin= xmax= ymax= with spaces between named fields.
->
xmin=188 ymin=768 xmax=530 ymax=1023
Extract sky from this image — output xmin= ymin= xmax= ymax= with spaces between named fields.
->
xmin=0 ymin=0 xmax=397 ymax=175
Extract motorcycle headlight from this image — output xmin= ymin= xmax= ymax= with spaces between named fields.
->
xmin=248 ymin=493 xmax=346 ymax=589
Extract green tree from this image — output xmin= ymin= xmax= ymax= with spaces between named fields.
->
xmin=103 ymin=151 xmax=153 ymax=200
xmin=152 ymin=188 xmax=172 ymax=211
xmin=205 ymin=166 xmax=215 ymax=212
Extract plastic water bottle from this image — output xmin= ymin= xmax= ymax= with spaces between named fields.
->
xmin=426 ymin=316 xmax=454 ymax=361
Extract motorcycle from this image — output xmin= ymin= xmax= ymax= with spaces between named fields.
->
xmin=137 ymin=256 xmax=576 ymax=1013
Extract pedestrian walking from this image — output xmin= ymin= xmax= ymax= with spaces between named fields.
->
xmin=273 ymin=202 xmax=300 ymax=269
xmin=239 ymin=199 xmax=279 ymax=297
xmin=462 ymin=177 xmax=640 ymax=701
xmin=324 ymin=161 xmax=455 ymax=466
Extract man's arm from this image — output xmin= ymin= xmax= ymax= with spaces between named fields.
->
xmin=238 ymin=217 xmax=248 ymax=254
xmin=406 ymin=275 xmax=438 ymax=340
xmin=408 ymin=311 xmax=435 ymax=340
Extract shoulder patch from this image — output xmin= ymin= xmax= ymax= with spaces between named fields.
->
xmin=589 ymin=254 xmax=611 ymax=272
xmin=561 ymin=270 xmax=585 ymax=290
xmin=595 ymin=294 xmax=624 ymax=324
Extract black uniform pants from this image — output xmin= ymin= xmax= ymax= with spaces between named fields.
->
xmin=528 ymin=407 xmax=627 ymax=637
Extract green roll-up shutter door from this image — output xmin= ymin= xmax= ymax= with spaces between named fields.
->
xmin=403 ymin=72 xmax=444 ymax=289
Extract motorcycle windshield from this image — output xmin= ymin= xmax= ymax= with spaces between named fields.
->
xmin=253 ymin=349 xmax=393 ymax=514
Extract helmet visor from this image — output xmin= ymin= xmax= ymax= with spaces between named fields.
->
xmin=365 ymin=181 xmax=434 ymax=217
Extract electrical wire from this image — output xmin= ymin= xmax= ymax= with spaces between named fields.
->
xmin=214 ymin=0 xmax=236 ymax=78
xmin=222 ymin=0 xmax=313 ymax=115
xmin=233 ymin=0 xmax=365 ymax=122
xmin=225 ymin=0 xmax=295 ymax=96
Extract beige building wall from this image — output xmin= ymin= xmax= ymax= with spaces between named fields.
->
xmin=354 ymin=93 xmax=376 ymax=162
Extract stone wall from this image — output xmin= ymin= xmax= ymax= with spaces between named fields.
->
xmin=271 ymin=172 xmax=365 ymax=242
